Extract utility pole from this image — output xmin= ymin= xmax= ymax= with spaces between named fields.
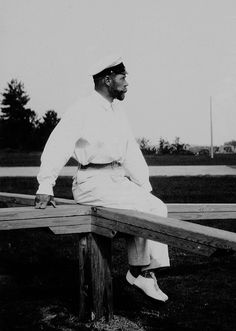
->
xmin=210 ymin=96 xmax=214 ymax=159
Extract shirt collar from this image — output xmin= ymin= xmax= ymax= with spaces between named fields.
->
xmin=93 ymin=90 xmax=115 ymax=111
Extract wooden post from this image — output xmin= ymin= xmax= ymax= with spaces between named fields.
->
xmin=77 ymin=235 xmax=89 ymax=320
xmin=87 ymin=233 xmax=113 ymax=321
xmin=75 ymin=233 xmax=113 ymax=321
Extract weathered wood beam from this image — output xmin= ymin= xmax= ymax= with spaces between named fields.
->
xmin=0 ymin=205 xmax=91 ymax=230
xmin=169 ymin=211 xmax=236 ymax=221
xmin=92 ymin=207 xmax=236 ymax=256
xmin=0 ymin=203 xmax=236 ymax=255
xmin=49 ymin=224 xmax=92 ymax=235
xmin=1 ymin=193 xmax=236 ymax=214
xmin=87 ymin=233 xmax=113 ymax=321
xmin=167 ymin=203 xmax=236 ymax=212
xmin=74 ymin=234 xmax=113 ymax=321
xmin=77 ymin=235 xmax=88 ymax=320
xmin=168 ymin=203 xmax=236 ymax=221
xmin=91 ymin=224 xmax=117 ymax=238
xmin=0 ymin=205 xmax=90 ymax=219
xmin=1 ymin=193 xmax=236 ymax=211
xmin=0 ymin=192 xmax=75 ymax=206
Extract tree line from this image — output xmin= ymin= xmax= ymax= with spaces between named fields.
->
xmin=0 ymin=79 xmax=200 ymax=154
xmin=137 ymin=137 xmax=194 ymax=155
xmin=0 ymin=79 xmax=60 ymax=150
xmin=1 ymin=79 xmax=235 ymax=154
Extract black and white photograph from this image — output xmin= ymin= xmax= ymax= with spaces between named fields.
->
xmin=0 ymin=1 xmax=236 ymax=330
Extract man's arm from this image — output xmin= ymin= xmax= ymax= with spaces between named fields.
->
xmin=123 ymin=136 xmax=152 ymax=192
xmin=35 ymin=102 xmax=84 ymax=207
xmin=121 ymin=112 xmax=152 ymax=192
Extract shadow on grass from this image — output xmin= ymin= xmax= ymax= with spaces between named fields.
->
xmin=0 ymin=178 xmax=236 ymax=330
xmin=0 ymin=231 xmax=235 ymax=331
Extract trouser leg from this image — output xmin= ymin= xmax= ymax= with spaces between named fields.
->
xmin=127 ymin=198 xmax=170 ymax=269
xmin=127 ymin=237 xmax=150 ymax=266
xmin=72 ymin=173 xmax=170 ymax=269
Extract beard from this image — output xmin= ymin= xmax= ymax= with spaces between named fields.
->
xmin=116 ymin=90 xmax=125 ymax=100
xmin=109 ymin=86 xmax=126 ymax=101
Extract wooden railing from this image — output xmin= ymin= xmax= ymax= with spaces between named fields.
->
xmin=0 ymin=192 xmax=236 ymax=321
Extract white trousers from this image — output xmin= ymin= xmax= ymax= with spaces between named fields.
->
xmin=72 ymin=166 xmax=170 ymax=269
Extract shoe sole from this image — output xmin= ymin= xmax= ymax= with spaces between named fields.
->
xmin=127 ymin=282 xmax=168 ymax=305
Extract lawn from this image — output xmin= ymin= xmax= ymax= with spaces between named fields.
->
xmin=145 ymin=153 xmax=236 ymax=166
xmin=1 ymin=149 xmax=236 ymax=166
xmin=0 ymin=228 xmax=235 ymax=331
xmin=0 ymin=175 xmax=236 ymax=330
xmin=1 ymin=150 xmax=236 ymax=330
xmin=1 ymin=175 xmax=236 ymax=203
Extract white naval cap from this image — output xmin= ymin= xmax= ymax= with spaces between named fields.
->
xmin=89 ymin=54 xmax=127 ymax=79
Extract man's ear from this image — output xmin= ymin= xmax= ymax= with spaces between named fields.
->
xmin=104 ymin=75 xmax=111 ymax=86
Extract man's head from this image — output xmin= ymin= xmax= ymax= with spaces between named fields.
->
xmin=108 ymin=72 xmax=128 ymax=101
xmin=91 ymin=56 xmax=128 ymax=102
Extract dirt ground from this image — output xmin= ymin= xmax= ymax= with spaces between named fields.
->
xmin=0 ymin=169 xmax=235 ymax=330
xmin=0 ymin=230 xmax=235 ymax=331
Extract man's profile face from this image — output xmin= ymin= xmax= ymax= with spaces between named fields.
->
xmin=108 ymin=73 xmax=128 ymax=101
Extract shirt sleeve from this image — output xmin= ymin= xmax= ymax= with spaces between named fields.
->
xmin=36 ymin=103 xmax=84 ymax=196
xmin=122 ymin=114 xmax=152 ymax=192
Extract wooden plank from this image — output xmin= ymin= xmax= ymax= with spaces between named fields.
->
xmin=0 ymin=192 xmax=36 ymax=206
xmin=0 ymin=205 xmax=91 ymax=221
xmin=50 ymin=224 xmax=91 ymax=234
xmin=0 ymin=215 xmax=91 ymax=231
xmin=168 ymin=203 xmax=236 ymax=221
xmin=169 ymin=211 xmax=236 ymax=221
xmin=92 ymin=207 xmax=236 ymax=255
xmin=0 ymin=192 xmax=75 ymax=206
xmin=92 ymin=215 xmax=216 ymax=256
xmin=1 ymin=192 xmax=236 ymax=217
xmin=167 ymin=203 xmax=236 ymax=213
xmin=1 ymin=192 xmax=236 ymax=213
xmin=91 ymin=224 xmax=117 ymax=238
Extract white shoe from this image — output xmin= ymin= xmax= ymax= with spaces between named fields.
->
xmin=126 ymin=270 xmax=137 ymax=285
xmin=126 ymin=270 xmax=168 ymax=302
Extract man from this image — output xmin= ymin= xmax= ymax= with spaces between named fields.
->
xmin=35 ymin=55 xmax=169 ymax=302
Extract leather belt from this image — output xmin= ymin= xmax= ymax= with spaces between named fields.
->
xmin=79 ymin=161 xmax=121 ymax=170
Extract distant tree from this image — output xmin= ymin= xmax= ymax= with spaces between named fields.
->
xmin=0 ymin=119 xmax=4 ymax=148
xmin=171 ymin=136 xmax=185 ymax=154
xmin=225 ymin=140 xmax=236 ymax=147
xmin=158 ymin=138 xmax=172 ymax=154
xmin=137 ymin=137 xmax=150 ymax=150
xmin=40 ymin=110 xmax=60 ymax=132
xmin=137 ymin=137 xmax=157 ymax=155
xmin=159 ymin=138 xmax=164 ymax=153
xmin=35 ymin=110 xmax=60 ymax=149
xmin=0 ymin=79 xmax=37 ymax=149
xmin=158 ymin=137 xmax=191 ymax=155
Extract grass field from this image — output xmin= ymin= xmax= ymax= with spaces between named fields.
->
xmin=0 ymin=151 xmax=236 ymax=330
xmin=1 ymin=149 xmax=236 ymax=166
xmin=1 ymin=175 xmax=236 ymax=204
xmin=0 ymin=225 xmax=234 ymax=331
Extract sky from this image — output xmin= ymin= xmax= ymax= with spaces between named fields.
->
xmin=0 ymin=0 xmax=236 ymax=146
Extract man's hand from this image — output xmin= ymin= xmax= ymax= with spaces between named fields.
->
xmin=34 ymin=194 xmax=56 ymax=209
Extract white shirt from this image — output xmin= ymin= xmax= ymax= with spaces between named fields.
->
xmin=37 ymin=91 xmax=152 ymax=195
